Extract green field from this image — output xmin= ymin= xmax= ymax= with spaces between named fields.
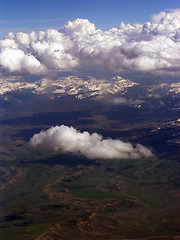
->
xmin=0 ymin=151 xmax=180 ymax=240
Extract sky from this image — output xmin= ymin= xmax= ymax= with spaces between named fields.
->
xmin=0 ymin=0 xmax=180 ymax=76
xmin=0 ymin=0 xmax=179 ymax=38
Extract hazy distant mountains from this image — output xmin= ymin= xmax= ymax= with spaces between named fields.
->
xmin=0 ymin=75 xmax=138 ymax=100
xmin=0 ymin=75 xmax=179 ymax=102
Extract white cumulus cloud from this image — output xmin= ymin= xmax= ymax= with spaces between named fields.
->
xmin=30 ymin=125 xmax=153 ymax=159
xmin=112 ymin=97 xmax=143 ymax=105
xmin=0 ymin=9 xmax=180 ymax=75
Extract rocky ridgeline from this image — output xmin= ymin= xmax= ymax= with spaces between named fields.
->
xmin=1 ymin=76 xmax=180 ymax=102
xmin=0 ymin=75 xmax=138 ymax=100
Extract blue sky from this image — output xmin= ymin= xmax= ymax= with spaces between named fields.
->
xmin=0 ymin=0 xmax=179 ymax=38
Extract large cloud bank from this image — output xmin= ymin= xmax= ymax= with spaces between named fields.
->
xmin=30 ymin=125 xmax=153 ymax=159
xmin=1 ymin=9 xmax=180 ymax=75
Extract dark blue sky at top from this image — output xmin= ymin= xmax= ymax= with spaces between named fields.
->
xmin=0 ymin=0 xmax=179 ymax=38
